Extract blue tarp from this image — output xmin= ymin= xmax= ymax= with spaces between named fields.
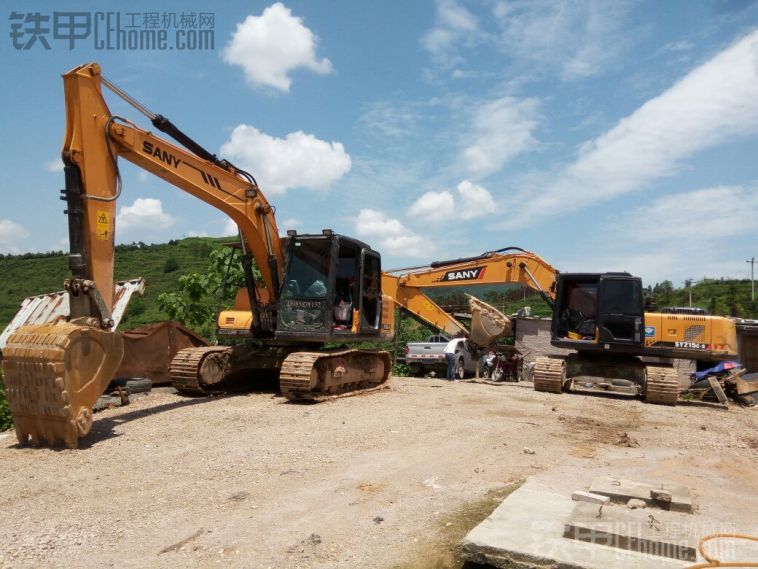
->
xmin=692 ymin=360 xmax=742 ymax=381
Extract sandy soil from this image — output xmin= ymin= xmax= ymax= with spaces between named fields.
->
xmin=0 ymin=377 xmax=756 ymax=569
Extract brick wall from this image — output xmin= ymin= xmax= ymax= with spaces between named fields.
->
xmin=514 ymin=317 xmax=571 ymax=363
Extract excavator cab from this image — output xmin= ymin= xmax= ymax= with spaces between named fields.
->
xmin=552 ymin=273 xmax=644 ymax=351
xmin=276 ymin=231 xmax=383 ymax=342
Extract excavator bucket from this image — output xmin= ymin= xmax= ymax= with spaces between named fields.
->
xmin=467 ymin=294 xmax=512 ymax=348
xmin=3 ymin=322 xmax=124 ymax=449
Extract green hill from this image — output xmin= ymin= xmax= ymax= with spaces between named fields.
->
xmin=2 ymin=242 xmax=757 ymax=337
xmin=402 ymin=279 xmax=758 ymax=320
xmin=0 ymin=237 xmax=229 ymax=334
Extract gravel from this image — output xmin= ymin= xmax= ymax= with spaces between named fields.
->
xmin=0 ymin=378 xmax=756 ymax=568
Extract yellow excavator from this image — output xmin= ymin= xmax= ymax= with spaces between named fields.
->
xmin=2 ymin=63 xmax=509 ymax=449
xmin=384 ymin=247 xmax=739 ymax=405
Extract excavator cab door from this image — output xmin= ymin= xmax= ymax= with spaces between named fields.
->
xmin=596 ymin=274 xmax=644 ymax=346
xmin=358 ymin=250 xmax=382 ymax=333
xmin=275 ymin=234 xmax=383 ymax=342
xmin=552 ymin=272 xmax=643 ymax=350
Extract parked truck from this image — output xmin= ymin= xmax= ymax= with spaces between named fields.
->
xmin=403 ymin=335 xmax=480 ymax=379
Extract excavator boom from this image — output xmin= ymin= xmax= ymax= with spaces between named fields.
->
xmin=3 ymin=63 xmax=286 ymax=448
xmin=382 ymin=247 xmax=558 ymax=346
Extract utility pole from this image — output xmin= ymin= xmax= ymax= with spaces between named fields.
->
xmin=684 ymin=278 xmax=693 ymax=307
xmin=748 ymin=257 xmax=756 ymax=302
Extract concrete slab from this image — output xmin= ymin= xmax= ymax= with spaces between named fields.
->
xmin=462 ymin=479 xmax=687 ymax=569
xmin=589 ymin=477 xmax=692 ymax=512
xmin=572 ymin=491 xmax=610 ymax=505
xmin=564 ymin=502 xmax=697 ymax=561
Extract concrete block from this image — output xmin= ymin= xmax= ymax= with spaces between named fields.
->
xmin=564 ymin=502 xmax=697 ymax=561
xmin=589 ymin=477 xmax=692 ymax=512
xmin=572 ymin=491 xmax=610 ymax=505
xmin=461 ymin=479 xmax=686 ymax=569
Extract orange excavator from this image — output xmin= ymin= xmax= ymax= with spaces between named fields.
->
xmin=2 ymin=63 xmax=401 ymax=448
xmin=384 ymin=247 xmax=739 ymax=405
xmin=2 ymin=63 xmax=508 ymax=449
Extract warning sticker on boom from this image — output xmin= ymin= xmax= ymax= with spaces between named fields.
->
xmin=96 ymin=211 xmax=111 ymax=240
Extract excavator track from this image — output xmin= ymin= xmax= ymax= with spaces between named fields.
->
xmin=533 ymin=356 xmax=564 ymax=394
xmin=280 ymin=349 xmax=392 ymax=402
xmin=644 ymin=365 xmax=679 ymax=406
xmin=169 ymin=346 xmax=231 ymax=395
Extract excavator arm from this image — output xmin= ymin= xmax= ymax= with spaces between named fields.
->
xmin=3 ymin=62 xmax=284 ymax=448
xmin=382 ymin=247 xmax=560 ymax=345
xmin=61 ymin=63 xmax=283 ymax=321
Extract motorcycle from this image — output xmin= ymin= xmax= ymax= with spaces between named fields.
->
xmin=480 ymin=350 xmax=519 ymax=382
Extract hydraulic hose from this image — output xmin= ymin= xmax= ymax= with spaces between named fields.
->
xmin=687 ymin=533 xmax=758 ymax=568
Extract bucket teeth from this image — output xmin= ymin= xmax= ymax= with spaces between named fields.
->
xmin=3 ymin=322 xmax=124 ymax=449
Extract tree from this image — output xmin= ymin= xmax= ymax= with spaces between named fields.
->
xmin=654 ymin=280 xmax=674 ymax=307
xmin=163 ymin=256 xmax=180 ymax=273
xmin=158 ymin=248 xmax=255 ymax=338
xmin=726 ymin=283 xmax=742 ymax=317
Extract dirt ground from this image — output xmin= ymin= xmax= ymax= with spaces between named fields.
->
xmin=0 ymin=377 xmax=756 ymax=569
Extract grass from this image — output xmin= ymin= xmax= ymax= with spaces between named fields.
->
xmin=0 ymin=237 xmax=229 ymax=334
xmin=392 ymin=481 xmax=523 ymax=569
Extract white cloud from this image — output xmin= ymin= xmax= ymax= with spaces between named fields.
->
xmin=220 ymin=125 xmax=351 ymax=195
xmin=457 ymin=180 xmax=496 ymax=219
xmin=223 ymin=3 xmax=332 ymax=91
xmin=279 ymin=217 xmax=301 ymax=229
xmin=508 ymin=30 xmax=758 ymax=228
xmin=462 ymin=96 xmax=541 ymax=177
xmin=492 ymin=0 xmax=632 ymax=80
xmin=359 ymin=102 xmax=421 ymax=139
xmin=117 ymin=198 xmax=176 ymax=232
xmin=44 ymin=158 xmax=64 ymax=173
xmin=407 ymin=181 xmax=495 ymax=220
xmin=222 ymin=217 xmax=238 ymax=237
xmin=408 ymin=190 xmax=456 ymax=219
xmin=422 ymin=0 xmax=480 ymax=68
xmin=137 ymin=171 xmax=149 ymax=182
xmin=421 ymin=0 xmax=485 ymax=72
xmin=660 ymin=39 xmax=694 ymax=54
xmin=563 ymin=185 xmax=758 ymax=283
xmin=353 ymin=209 xmax=429 ymax=257
xmin=622 ymin=186 xmax=758 ymax=243
xmin=0 ymin=218 xmax=29 ymax=254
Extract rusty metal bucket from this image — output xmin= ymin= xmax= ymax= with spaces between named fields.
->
xmin=115 ymin=321 xmax=208 ymax=385
xmin=3 ymin=321 xmax=124 ymax=448
xmin=467 ymin=294 xmax=512 ymax=348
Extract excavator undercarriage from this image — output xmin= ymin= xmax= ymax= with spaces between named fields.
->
xmin=165 ymin=343 xmax=393 ymax=402
xmin=533 ymin=354 xmax=680 ymax=406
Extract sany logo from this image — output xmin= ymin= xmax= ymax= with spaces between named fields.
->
xmin=441 ymin=267 xmax=487 ymax=282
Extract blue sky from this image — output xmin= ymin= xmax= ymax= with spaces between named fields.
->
xmin=0 ymin=1 xmax=756 ymax=287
